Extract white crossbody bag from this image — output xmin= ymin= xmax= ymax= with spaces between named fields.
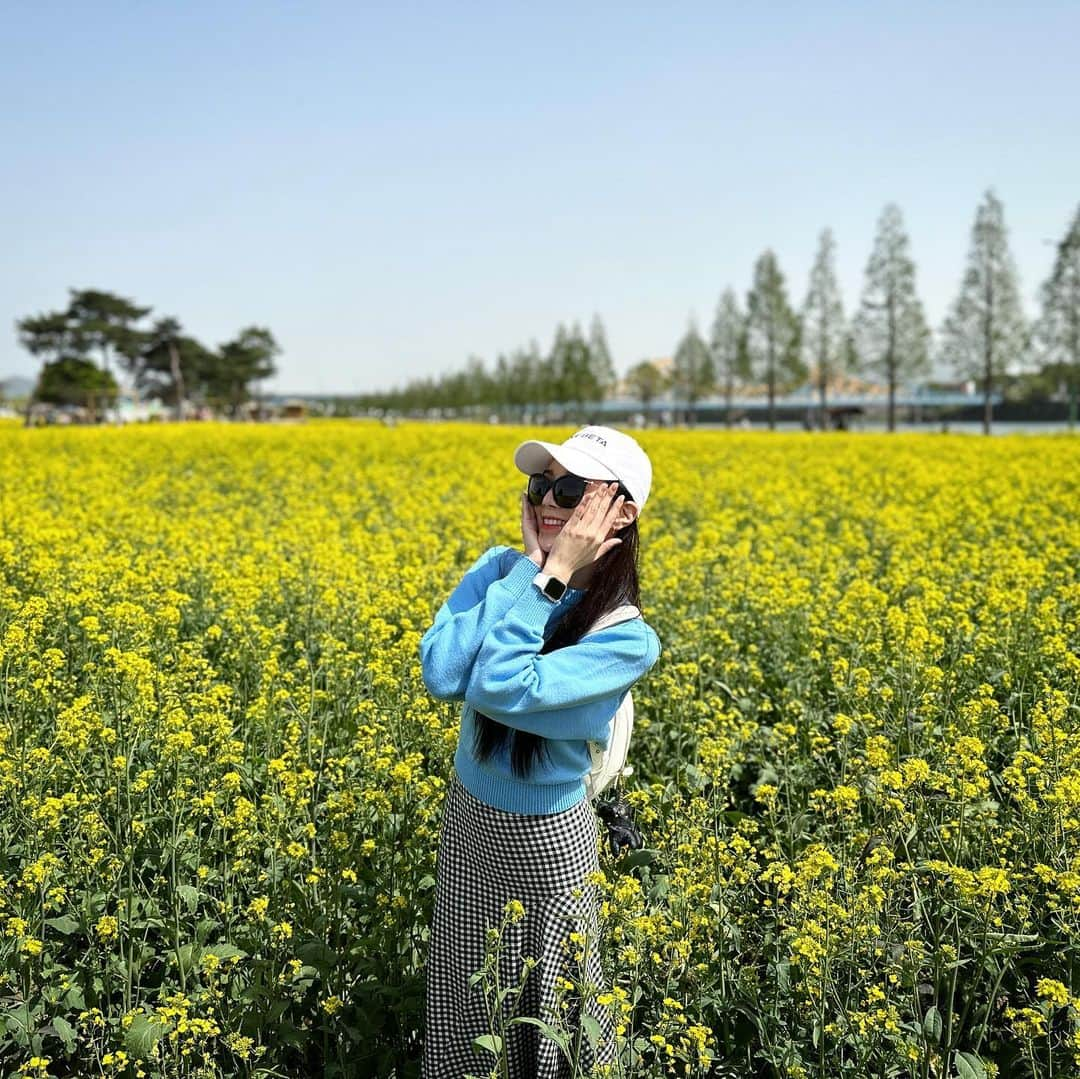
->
xmin=581 ymin=603 xmax=641 ymax=801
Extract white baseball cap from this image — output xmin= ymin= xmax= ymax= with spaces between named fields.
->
xmin=513 ymin=425 xmax=652 ymax=510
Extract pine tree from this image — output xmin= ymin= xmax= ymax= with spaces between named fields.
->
xmin=672 ymin=320 xmax=714 ymax=427
xmin=801 ymin=229 xmax=847 ymax=430
xmin=516 ymin=341 xmax=544 ymax=419
xmin=625 ymin=360 xmax=670 ymax=419
xmin=120 ymin=317 xmax=214 ymax=419
xmin=542 ymin=324 xmax=570 ymax=410
xmin=564 ymin=322 xmax=594 ymax=420
xmin=1034 ymin=202 xmax=1080 ymax=429
xmin=494 ymin=352 xmax=513 ymax=416
xmin=710 ymin=288 xmax=747 ymax=428
xmin=939 ymin=189 xmax=1028 ymax=434
xmin=204 ymin=327 xmax=280 ymax=418
xmin=66 ymin=289 xmax=152 ymax=381
xmin=853 ymin=204 xmax=931 ymax=431
xmin=587 ymin=315 xmax=617 ymax=404
xmin=745 ymin=251 xmax=802 ymax=430
xmin=17 ymin=308 xmax=101 ymax=423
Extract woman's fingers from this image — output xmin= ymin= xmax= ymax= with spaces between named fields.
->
xmin=602 ymin=484 xmax=624 ymax=521
xmin=588 ymin=482 xmax=621 ymax=527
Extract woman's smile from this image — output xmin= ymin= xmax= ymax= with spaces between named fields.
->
xmin=538 ymin=513 xmax=566 ymax=532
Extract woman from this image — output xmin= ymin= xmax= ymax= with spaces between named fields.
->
xmin=418 ymin=425 xmax=662 ymax=1078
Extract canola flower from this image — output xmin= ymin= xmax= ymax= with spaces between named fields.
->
xmin=0 ymin=420 xmax=1077 ymax=1077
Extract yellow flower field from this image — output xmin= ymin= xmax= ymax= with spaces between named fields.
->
xmin=0 ymin=421 xmax=1078 ymax=1078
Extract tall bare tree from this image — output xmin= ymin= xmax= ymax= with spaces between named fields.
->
xmin=853 ymin=204 xmax=931 ymax=431
xmin=710 ymin=288 xmax=748 ymax=428
xmin=672 ymin=320 xmax=714 ymax=427
xmin=801 ymin=229 xmax=847 ymax=430
xmin=1034 ymin=202 xmax=1080 ymax=429
xmin=588 ymin=315 xmax=618 ymax=404
xmin=939 ymin=189 xmax=1028 ymax=434
xmin=745 ymin=251 xmax=803 ymax=430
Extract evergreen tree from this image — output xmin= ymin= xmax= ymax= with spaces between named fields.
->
xmin=33 ymin=357 xmax=118 ymax=420
xmin=565 ymin=322 xmax=595 ymax=418
xmin=801 ymin=229 xmax=847 ymax=430
xmin=745 ymin=251 xmax=803 ymax=430
xmin=853 ymin=204 xmax=931 ymax=431
xmin=1034 ymin=202 xmax=1080 ymax=429
xmin=625 ymin=360 xmax=670 ymax=419
xmin=545 ymin=322 xmax=596 ymax=420
xmin=464 ymin=355 xmax=492 ymax=414
xmin=939 ymin=189 xmax=1028 ymax=434
xmin=203 ymin=327 xmax=280 ymax=417
xmin=710 ymin=288 xmax=748 ymax=428
xmin=511 ymin=341 xmax=544 ymax=418
xmin=66 ymin=289 xmax=152 ymax=380
xmin=17 ymin=309 xmax=96 ymax=424
xmin=672 ymin=320 xmax=714 ymax=427
xmin=587 ymin=314 xmax=617 ymax=404
xmin=493 ymin=352 xmax=513 ymax=416
xmin=118 ymin=317 xmax=214 ymax=418
xmin=542 ymin=324 xmax=570 ymax=410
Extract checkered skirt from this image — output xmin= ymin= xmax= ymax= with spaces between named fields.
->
xmin=421 ymin=770 xmax=617 ymax=1078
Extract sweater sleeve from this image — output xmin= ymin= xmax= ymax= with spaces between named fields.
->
xmin=463 ymin=579 xmax=662 ymax=741
xmin=418 ymin=547 xmax=543 ymax=702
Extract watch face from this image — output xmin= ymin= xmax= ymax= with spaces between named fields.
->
xmin=544 ymin=577 xmax=567 ymax=600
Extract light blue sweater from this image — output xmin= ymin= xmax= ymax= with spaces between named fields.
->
xmin=419 ymin=545 xmax=662 ymax=814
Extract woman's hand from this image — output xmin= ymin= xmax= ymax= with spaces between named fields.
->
xmin=521 ymin=492 xmax=545 ymax=568
xmin=543 ymin=481 xmax=625 ymax=580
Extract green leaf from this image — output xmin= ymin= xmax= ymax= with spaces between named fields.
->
xmin=507 ymin=1015 xmax=570 ymax=1053
xmin=125 ymin=1015 xmax=168 ymax=1059
xmin=176 ymin=885 xmax=199 ymax=912
xmin=45 ymin=915 xmax=81 ymax=936
xmin=471 ymin=1033 xmax=503 ymax=1058
xmin=3 ymin=1005 xmax=34 ymax=1047
xmin=581 ymin=1014 xmax=602 ymax=1051
xmin=620 ymin=848 xmax=661 ymax=869
xmin=195 ymin=917 xmax=221 ymax=944
xmin=174 ymin=943 xmax=200 ymax=977
xmin=954 ymin=1051 xmax=987 ymax=1079
xmin=923 ymin=1005 xmax=942 ymax=1044
xmin=51 ymin=1015 xmax=77 ymax=1052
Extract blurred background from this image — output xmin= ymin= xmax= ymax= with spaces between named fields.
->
xmin=2 ymin=1 xmax=1078 ymax=431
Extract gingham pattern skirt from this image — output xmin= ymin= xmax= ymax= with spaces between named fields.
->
xmin=421 ymin=770 xmax=616 ymax=1079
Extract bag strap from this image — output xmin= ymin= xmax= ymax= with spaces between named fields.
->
xmin=582 ymin=603 xmax=641 ymax=638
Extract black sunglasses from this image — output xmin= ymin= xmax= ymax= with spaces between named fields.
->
xmin=526 ymin=472 xmax=632 ymax=510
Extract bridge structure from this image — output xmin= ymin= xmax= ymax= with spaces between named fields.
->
xmin=586 ymin=386 xmax=1001 ymax=414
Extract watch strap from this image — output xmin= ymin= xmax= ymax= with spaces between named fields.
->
xmin=532 ymin=570 xmax=568 ymax=602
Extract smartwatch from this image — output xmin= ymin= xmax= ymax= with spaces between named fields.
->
xmin=532 ymin=570 xmax=568 ymax=602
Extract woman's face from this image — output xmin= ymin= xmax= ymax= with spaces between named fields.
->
xmin=533 ymin=459 xmax=637 ymax=554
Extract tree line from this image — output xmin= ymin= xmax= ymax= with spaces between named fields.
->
xmin=15 ymin=290 xmax=280 ymax=423
xmin=360 ymin=192 xmax=1080 ymax=434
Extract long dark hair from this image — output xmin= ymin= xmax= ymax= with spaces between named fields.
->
xmin=472 ymin=487 xmax=641 ymax=779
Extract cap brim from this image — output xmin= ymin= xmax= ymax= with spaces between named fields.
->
xmin=513 ymin=439 xmax=619 ymax=481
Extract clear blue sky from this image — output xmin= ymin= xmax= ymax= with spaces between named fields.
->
xmin=3 ymin=1 xmax=1077 ymax=395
